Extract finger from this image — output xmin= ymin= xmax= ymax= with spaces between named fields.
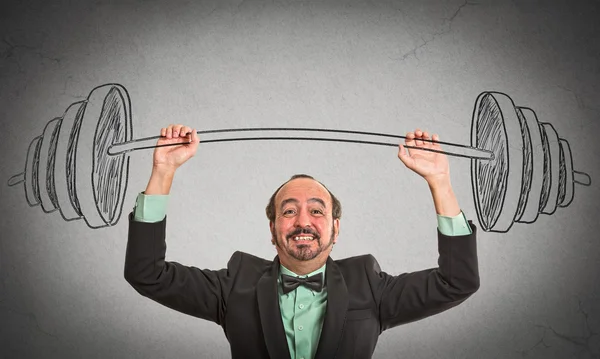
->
xmin=422 ymin=131 xmax=431 ymax=147
xmin=183 ymin=126 xmax=193 ymax=138
xmin=166 ymin=124 xmax=174 ymax=139
xmin=157 ymin=127 xmax=166 ymax=145
xmin=182 ymin=125 xmax=193 ymax=138
xmin=178 ymin=125 xmax=189 ymax=139
xmin=432 ymin=133 xmax=440 ymax=148
xmin=188 ymin=127 xmax=197 ymax=141
xmin=398 ymin=144 xmax=414 ymax=169
xmin=398 ymin=143 xmax=410 ymax=157
xmin=190 ymin=129 xmax=200 ymax=154
xmin=172 ymin=124 xmax=184 ymax=138
xmin=405 ymin=131 xmax=415 ymax=147
xmin=191 ymin=128 xmax=200 ymax=145
xmin=185 ymin=128 xmax=198 ymax=158
xmin=185 ymin=128 xmax=194 ymax=144
xmin=414 ymin=128 xmax=423 ymax=146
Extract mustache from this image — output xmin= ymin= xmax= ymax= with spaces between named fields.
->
xmin=286 ymin=227 xmax=320 ymax=240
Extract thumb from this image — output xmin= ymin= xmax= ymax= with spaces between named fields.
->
xmin=397 ymin=144 xmax=414 ymax=168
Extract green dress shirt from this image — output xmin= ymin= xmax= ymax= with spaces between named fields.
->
xmin=132 ymin=192 xmax=472 ymax=359
xmin=278 ymin=264 xmax=327 ymax=359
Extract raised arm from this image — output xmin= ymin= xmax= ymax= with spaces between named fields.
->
xmin=124 ymin=212 xmax=241 ymax=324
xmin=372 ymin=129 xmax=479 ymax=330
xmin=123 ymin=125 xmax=237 ymax=324
xmin=398 ymin=129 xmax=461 ymax=217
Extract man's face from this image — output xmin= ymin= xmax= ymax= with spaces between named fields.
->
xmin=270 ymin=178 xmax=340 ymax=264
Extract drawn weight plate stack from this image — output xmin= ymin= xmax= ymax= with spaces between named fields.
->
xmin=471 ymin=92 xmax=590 ymax=232
xmin=7 ymin=84 xmax=132 ymax=228
xmin=7 ymin=84 xmax=591 ymax=231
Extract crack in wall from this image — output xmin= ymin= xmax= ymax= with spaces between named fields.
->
xmin=557 ymin=85 xmax=600 ymax=114
xmin=391 ymin=0 xmax=478 ymax=62
xmin=1 ymin=304 xmax=60 ymax=340
xmin=517 ymin=298 xmax=599 ymax=358
xmin=0 ymin=36 xmax=62 ymax=74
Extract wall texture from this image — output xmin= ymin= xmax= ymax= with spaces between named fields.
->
xmin=1 ymin=0 xmax=599 ymax=358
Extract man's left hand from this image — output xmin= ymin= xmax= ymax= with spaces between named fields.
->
xmin=398 ymin=129 xmax=450 ymax=187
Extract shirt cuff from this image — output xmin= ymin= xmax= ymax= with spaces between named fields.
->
xmin=133 ymin=192 xmax=169 ymax=222
xmin=436 ymin=211 xmax=472 ymax=236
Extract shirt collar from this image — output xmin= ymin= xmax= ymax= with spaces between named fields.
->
xmin=278 ymin=262 xmax=327 ymax=282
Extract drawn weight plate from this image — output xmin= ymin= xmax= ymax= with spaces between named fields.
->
xmin=558 ymin=139 xmax=574 ymax=207
xmin=513 ymin=107 xmax=532 ymax=222
xmin=471 ymin=92 xmax=524 ymax=232
xmin=515 ymin=107 xmax=544 ymax=224
xmin=36 ymin=118 xmax=61 ymax=213
xmin=54 ymin=101 xmax=86 ymax=221
xmin=539 ymin=123 xmax=560 ymax=215
xmin=75 ymin=84 xmax=132 ymax=228
xmin=24 ymin=136 xmax=42 ymax=206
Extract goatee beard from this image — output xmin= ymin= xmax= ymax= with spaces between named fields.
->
xmin=274 ymin=225 xmax=335 ymax=261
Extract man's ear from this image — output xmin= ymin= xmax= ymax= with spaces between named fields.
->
xmin=269 ymin=221 xmax=275 ymax=244
xmin=333 ymin=218 xmax=340 ymax=244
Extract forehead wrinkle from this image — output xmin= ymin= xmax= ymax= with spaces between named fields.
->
xmin=279 ymin=197 xmax=327 ymax=211
xmin=308 ymin=198 xmax=326 ymax=207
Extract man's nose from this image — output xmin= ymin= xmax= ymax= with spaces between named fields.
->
xmin=295 ymin=208 xmax=312 ymax=228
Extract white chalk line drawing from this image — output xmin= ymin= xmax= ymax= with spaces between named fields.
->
xmin=7 ymin=84 xmax=591 ymax=232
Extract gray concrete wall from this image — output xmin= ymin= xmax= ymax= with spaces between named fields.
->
xmin=1 ymin=0 xmax=599 ymax=358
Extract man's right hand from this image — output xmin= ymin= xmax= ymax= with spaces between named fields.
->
xmin=144 ymin=124 xmax=200 ymax=195
xmin=153 ymin=124 xmax=200 ymax=171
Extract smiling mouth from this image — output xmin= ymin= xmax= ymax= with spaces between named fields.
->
xmin=293 ymin=236 xmax=315 ymax=241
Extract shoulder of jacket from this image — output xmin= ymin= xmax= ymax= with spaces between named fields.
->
xmin=230 ymin=251 xmax=273 ymax=266
xmin=334 ymin=253 xmax=377 ymax=264
xmin=334 ymin=254 xmax=381 ymax=273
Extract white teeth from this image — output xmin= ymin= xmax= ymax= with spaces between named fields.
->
xmin=294 ymin=236 xmax=314 ymax=241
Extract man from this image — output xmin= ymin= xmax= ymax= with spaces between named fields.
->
xmin=124 ymin=124 xmax=479 ymax=359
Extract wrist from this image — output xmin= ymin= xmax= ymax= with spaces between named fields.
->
xmin=145 ymin=166 xmax=176 ymax=195
xmin=152 ymin=163 xmax=178 ymax=175
xmin=427 ymin=177 xmax=461 ymax=217
xmin=426 ymin=174 xmax=452 ymax=191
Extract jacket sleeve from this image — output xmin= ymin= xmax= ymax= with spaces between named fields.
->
xmin=372 ymin=220 xmax=480 ymax=331
xmin=124 ymin=212 xmax=241 ymax=325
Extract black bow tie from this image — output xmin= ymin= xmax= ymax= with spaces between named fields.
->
xmin=281 ymin=273 xmax=324 ymax=294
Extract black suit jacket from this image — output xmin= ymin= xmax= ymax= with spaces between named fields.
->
xmin=124 ymin=213 xmax=479 ymax=359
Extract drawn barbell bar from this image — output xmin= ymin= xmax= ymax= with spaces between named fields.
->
xmin=6 ymin=84 xmax=591 ymax=231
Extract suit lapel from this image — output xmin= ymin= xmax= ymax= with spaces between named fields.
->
xmin=257 ymin=256 xmax=291 ymax=359
xmin=314 ymin=257 xmax=348 ymax=359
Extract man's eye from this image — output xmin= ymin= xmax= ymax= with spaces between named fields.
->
xmin=283 ymin=209 xmax=296 ymax=215
xmin=311 ymin=209 xmax=324 ymax=215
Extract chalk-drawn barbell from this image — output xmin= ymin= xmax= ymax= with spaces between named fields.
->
xmin=7 ymin=84 xmax=591 ymax=232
